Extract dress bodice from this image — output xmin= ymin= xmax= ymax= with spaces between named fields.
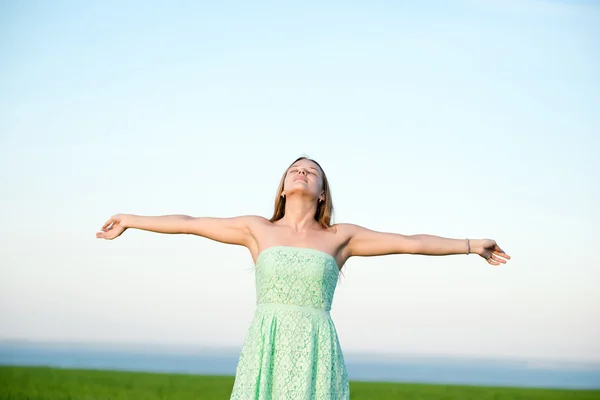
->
xmin=255 ymin=246 xmax=340 ymax=311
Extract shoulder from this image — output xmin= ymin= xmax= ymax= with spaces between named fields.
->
xmin=237 ymin=215 xmax=271 ymax=227
xmin=329 ymin=223 xmax=368 ymax=245
xmin=331 ymin=223 xmax=365 ymax=236
xmin=240 ymin=215 xmax=270 ymax=222
xmin=240 ymin=215 xmax=279 ymax=233
xmin=329 ymin=223 xmax=371 ymax=258
xmin=215 ymin=215 xmax=270 ymax=232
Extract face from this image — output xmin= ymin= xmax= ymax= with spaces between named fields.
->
xmin=282 ymin=159 xmax=324 ymax=201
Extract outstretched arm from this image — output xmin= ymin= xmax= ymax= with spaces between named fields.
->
xmin=95 ymin=213 xmax=263 ymax=247
xmin=342 ymin=224 xmax=510 ymax=266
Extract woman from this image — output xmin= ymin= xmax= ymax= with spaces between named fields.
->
xmin=96 ymin=156 xmax=510 ymax=399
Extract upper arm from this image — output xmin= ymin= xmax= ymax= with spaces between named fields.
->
xmin=342 ymin=223 xmax=420 ymax=257
xmin=184 ymin=215 xmax=264 ymax=248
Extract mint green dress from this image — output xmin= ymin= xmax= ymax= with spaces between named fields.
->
xmin=230 ymin=246 xmax=350 ymax=399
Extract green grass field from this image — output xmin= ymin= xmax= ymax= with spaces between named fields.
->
xmin=1 ymin=366 xmax=599 ymax=400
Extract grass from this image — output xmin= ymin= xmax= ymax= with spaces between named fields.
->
xmin=1 ymin=366 xmax=599 ymax=399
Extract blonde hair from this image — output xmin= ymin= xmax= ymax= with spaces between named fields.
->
xmin=270 ymin=157 xmax=334 ymax=229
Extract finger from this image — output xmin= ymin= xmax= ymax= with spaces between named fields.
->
xmin=487 ymin=258 xmax=500 ymax=266
xmin=494 ymin=245 xmax=510 ymax=259
xmin=493 ymin=250 xmax=510 ymax=260
xmin=96 ymin=231 xmax=113 ymax=239
xmin=101 ymin=218 xmax=114 ymax=231
xmin=489 ymin=254 xmax=507 ymax=264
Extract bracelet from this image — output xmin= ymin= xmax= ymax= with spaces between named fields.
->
xmin=466 ymin=238 xmax=470 ymax=255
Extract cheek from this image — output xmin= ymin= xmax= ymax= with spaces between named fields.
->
xmin=283 ymin=175 xmax=295 ymax=188
xmin=316 ymin=177 xmax=324 ymax=189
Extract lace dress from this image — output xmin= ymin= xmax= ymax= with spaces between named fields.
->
xmin=229 ymin=246 xmax=350 ymax=399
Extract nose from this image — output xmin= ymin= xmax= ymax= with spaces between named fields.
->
xmin=297 ymin=169 xmax=307 ymax=175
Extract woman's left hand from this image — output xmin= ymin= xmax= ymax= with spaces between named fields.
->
xmin=476 ymin=239 xmax=511 ymax=266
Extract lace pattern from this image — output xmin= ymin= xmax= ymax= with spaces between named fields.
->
xmin=230 ymin=246 xmax=349 ymax=399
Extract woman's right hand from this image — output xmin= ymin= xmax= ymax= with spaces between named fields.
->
xmin=96 ymin=214 xmax=128 ymax=240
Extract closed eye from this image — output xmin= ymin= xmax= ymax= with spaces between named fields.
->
xmin=288 ymin=166 xmax=319 ymax=176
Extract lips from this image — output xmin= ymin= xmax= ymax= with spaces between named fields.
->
xmin=294 ymin=177 xmax=307 ymax=183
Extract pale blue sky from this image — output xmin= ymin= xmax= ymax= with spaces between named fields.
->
xmin=1 ymin=0 xmax=599 ymax=363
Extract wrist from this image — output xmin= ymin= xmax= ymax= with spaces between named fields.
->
xmin=120 ymin=214 xmax=134 ymax=229
xmin=468 ymin=239 xmax=483 ymax=255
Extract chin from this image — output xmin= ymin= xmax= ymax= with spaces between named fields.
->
xmin=286 ymin=187 xmax=315 ymax=196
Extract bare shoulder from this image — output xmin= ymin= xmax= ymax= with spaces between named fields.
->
xmin=228 ymin=215 xmax=271 ymax=235
xmin=329 ymin=223 xmax=362 ymax=250
xmin=326 ymin=223 xmax=369 ymax=261
xmin=236 ymin=215 xmax=270 ymax=225
xmin=241 ymin=215 xmax=272 ymax=229
xmin=331 ymin=222 xmax=364 ymax=236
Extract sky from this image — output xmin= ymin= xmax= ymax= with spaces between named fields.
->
xmin=1 ymin=0 xmax=599 ymax=363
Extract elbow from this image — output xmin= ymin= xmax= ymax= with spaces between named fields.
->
xmin=403 ymin=236 xmax=424 ymax=254
xmin=179 ymin=215 xmax=198 ymax=235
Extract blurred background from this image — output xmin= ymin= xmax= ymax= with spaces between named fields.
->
xmin=1 ymin=0 xmax=599 ymax=390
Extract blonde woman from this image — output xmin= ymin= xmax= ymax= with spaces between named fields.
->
xmin=96 ymin=156 xmax=510 ymax=399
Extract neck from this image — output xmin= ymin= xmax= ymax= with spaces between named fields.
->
xmin=280 ymin=195 xmax=319 ymax=232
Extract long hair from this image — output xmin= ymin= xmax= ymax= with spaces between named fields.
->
xmin=270 ymin=156 xmax=334 ymax=229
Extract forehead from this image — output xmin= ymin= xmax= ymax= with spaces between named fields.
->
xmin=289 ymin=159 xmax=320 ymax=171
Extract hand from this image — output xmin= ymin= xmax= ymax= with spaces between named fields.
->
xmin=475 ymin=239 xmax=510 ymax=266
xmin=96 ymin=214 xmax=128 ymax=240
